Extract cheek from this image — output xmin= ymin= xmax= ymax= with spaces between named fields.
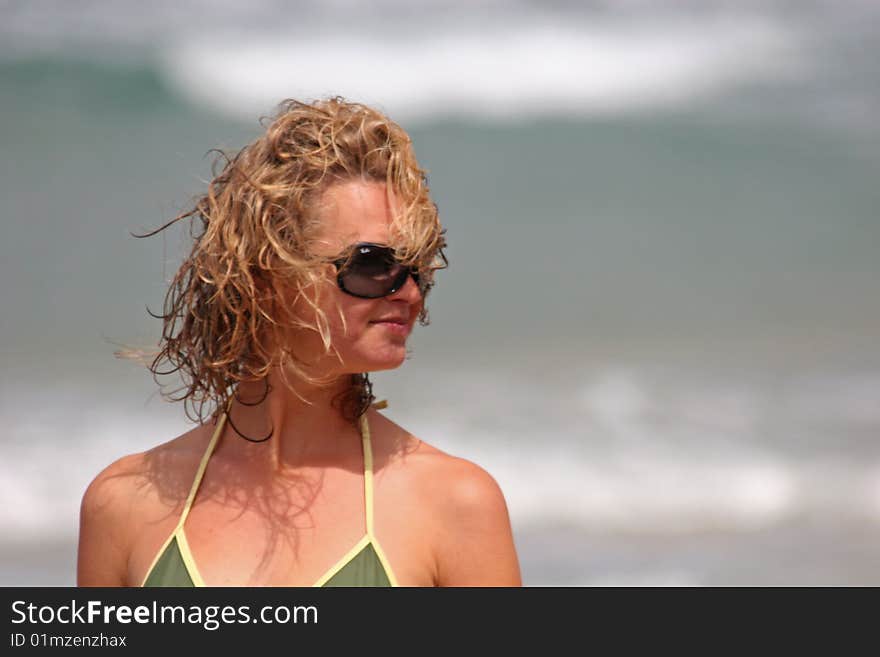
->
xmin=286 ymin=281 xmax=410 ymax=370
xmin=325 ymin=296 xmax=374 ymax=341
xmin=282 ymin=282 xmax=364 ymax=354
xmin=301 ymin=280 xmax=373 ymax=344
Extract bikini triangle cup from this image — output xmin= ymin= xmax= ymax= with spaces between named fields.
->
xmin=141 ymin=399 xmax=398 ymax=586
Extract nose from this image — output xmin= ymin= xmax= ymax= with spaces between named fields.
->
xmin=386 ymin=271 xmax=422 ymax=303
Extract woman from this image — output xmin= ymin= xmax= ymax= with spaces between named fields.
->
xmin=77 ymin=97 xmax=522 ymax=587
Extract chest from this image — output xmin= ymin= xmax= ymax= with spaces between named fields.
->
xmin=129 ymin=466 xmax=436 ymax=586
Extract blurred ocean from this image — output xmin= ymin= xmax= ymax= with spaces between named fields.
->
xmin=1 ymin=0 xmax=879 ymax=585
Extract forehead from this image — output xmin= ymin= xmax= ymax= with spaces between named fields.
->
xmin=312 ymin=179 xmax=401 ymax=254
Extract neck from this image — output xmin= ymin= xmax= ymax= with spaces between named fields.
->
xmin=223 ymin=369 xmax=366 ymax=468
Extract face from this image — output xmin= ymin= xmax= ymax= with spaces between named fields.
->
xmin=285 ymin=179 xmax=424 ymax=378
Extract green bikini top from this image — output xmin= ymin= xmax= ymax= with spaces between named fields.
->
xmin=141 ymin=401 xmax=398 ymax=587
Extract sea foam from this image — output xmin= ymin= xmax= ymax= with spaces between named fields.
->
xmin=158 ymin=15 xmax=801 ymax=123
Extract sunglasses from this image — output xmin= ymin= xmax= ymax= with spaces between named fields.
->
xmin=332 ymin=242 xmax=444 ymax=299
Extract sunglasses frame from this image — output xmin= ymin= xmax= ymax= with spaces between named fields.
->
xmin=332 ymin=242 xmax=419 ymax=299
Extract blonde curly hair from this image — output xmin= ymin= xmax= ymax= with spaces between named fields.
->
xmin=131 ymin=97 xmax=447 ymax=433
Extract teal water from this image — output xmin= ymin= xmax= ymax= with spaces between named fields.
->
xmin=4 ymin=58 xmax=879 ymax=358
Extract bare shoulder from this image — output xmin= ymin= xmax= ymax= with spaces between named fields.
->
xmin=80 ymin=425 xmax=207 ymax=521
xmin=369 ymin=411 xmax=521 ymax=586
xmin=77 ymin=424 xmax=209 ymax=586
xmin=416 ymin=444 xmax=508 ymax=516
xmin=370 ymin=410 xmax=507 ymax=510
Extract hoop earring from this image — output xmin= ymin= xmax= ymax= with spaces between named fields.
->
xmin=226 ymin=411 xmax=274 ymax=443
xmin=234 ymin=378 xmax=271 ymax=406
xmin=226 ymin=379 xmax=274 ymax=443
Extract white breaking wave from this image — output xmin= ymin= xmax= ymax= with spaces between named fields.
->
xmin=158 ymin=15 xmax=802 ymax=123
xmin=0 ymin=385 xmax=192 ymax=545
xmin=4 ymin=358 xmax=879 ymax=543
xmin=490 ymin=444 xmax=799 ymax=534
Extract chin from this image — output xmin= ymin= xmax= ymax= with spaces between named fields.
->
xmin=366 ymin=355 xmax=407 ymax=372
xmin=358 ymin=348 xmax=408 ymax=373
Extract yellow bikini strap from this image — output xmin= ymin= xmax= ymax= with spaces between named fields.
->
xmin=360 ymin=398 xmax=387 ymax=536
xmin=177 ymin=400 xmax=230 ymax=530
xmin=359 ymin=412 xmax=375 ymax=536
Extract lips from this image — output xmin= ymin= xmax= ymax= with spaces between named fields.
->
xmin=370 ymin=315 xmax=411 ymax=336
xmin=370 ymin=316 xmax=409 ymax=324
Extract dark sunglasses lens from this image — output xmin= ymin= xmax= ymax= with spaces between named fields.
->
xmin=340 ymin=246 xmax=410 ymax=298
